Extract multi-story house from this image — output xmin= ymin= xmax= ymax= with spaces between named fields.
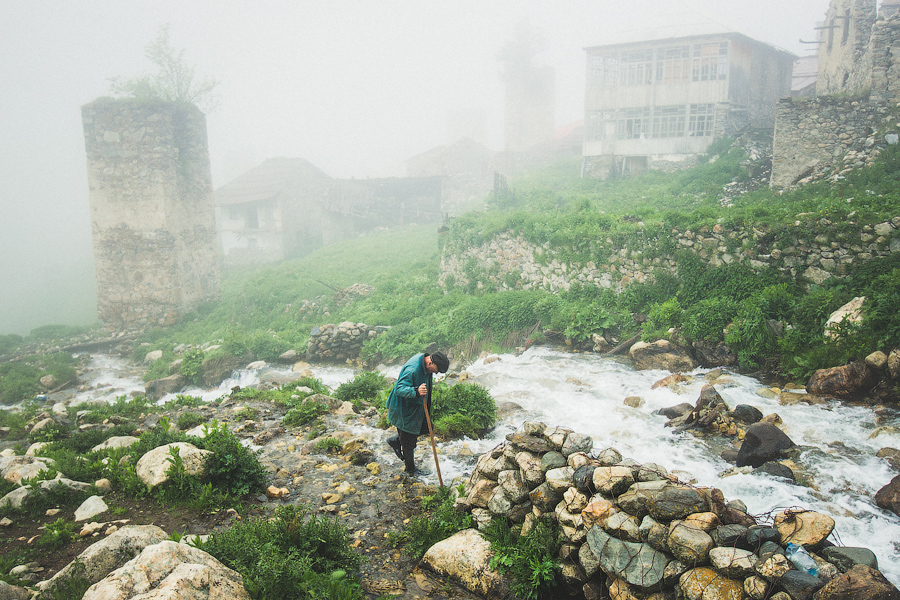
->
xmin=583 ymin=32 xmax=795 ymax=178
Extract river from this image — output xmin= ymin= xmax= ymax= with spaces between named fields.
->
xmin=74 ymin=347 xmax=900 ymax=584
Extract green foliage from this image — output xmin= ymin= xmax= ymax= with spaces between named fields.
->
xmin=0 ymin=333 xmax=23 ymax=355
xmin=389 ymin=485 xmax=472 ymax=561
xmin=431 ymin=382 xmax=496 ymax=438
xmin=682 ymin=297 xmax=739 ymax=342
xmin=177 ymin=412 xmax=205 ymax=430
xmin=81 ymin=394 xmax=152 ymax=423
xmin=108 ymin=24 xmax=218 ymax=110
xmin=233 ymin=406 xmax=259 ymax=421
xmin=164 ymin=394 xmax=206 ymax=409
xmin=199 ymin=421 xmax=267 ymax=498
xmin=37 ymin=518 xmax=78 ymax=549
xmin=642 ymin=298 xmax=682 ymax=341
xmin=314 ymin=437 xmax=343 ymax=453
xmin=199 ymin=504 xmax=362 ymax=600
xmin=179 ymin=348 xmax=205 ymax=385
xmin=0 ymin=352 xmax=77 ymax=404
xmin=334 ymin=371 xmax=388 ymax=403
xmin=283 ymin=398 xmax=328 ymax=427
xmin=484 ymin=517 xmax=561 ymax=600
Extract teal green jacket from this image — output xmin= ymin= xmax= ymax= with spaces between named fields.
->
xmin=386 ymin=353 xmax=433 ymax=435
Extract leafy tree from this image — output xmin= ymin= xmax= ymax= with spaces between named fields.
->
xmin=108 ymin=24 xmax=218 ymax=111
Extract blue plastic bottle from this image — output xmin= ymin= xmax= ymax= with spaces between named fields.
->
xmin=785 ymin=542 xmax=818 ymax=577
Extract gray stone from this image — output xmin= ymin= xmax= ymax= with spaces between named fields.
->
xmin=497 ymin=469 xmax=529 ymax=504
xmin=709 ymin=546 xmax=758 ymax=578
xmin=668 ymin=521 xmax=714 ymax=564
xmin=561 ymin=431 xmax=593 ymax=456
xmin=820 ymin=546 xmax=879 ymax=572
xmin=540 ymin=451 xmax=566 ymax=472
xmin=74 ymin=495 xmax=109 ymax=522
xmin=422 ymin=529 xmax=511 ymax=598
xmin=586 ymin=527 xmax=668 ymax=589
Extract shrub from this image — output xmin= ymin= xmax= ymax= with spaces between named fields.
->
xmin=199 ymin=421 xmax=266 ymax=498
xmin=179 ymin=348 xmax=205 ymax=385
xmin=431 ymin=382 xmax=496 ymax=438
xmin=682 ymin=297 xmax=739 ymax=342
xmin=314 ymin=437 xmax=342 ymax=453
xmin=177 ymin=412 xmax=205 ymax=430
xmin=334 ymin=371 xmax=388 ymax=403
xmin=36 ymin=518 xmax=78 ymax=549
xmin=642 ymin=298 xmax=682 ymax=341
xmin=283 ymin=398 xmax=328 ymax=427
xmin=199 ymin=504 xmax=362 ymax=600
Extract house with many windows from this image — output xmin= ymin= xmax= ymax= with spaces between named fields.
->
xmin=583 ymin=32 xmax=795 ymax=179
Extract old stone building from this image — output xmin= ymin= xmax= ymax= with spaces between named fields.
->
xmin=215 ymin=157 xmax=332 ymax=267
xmin=771 ymin=0 xmax=900 ymax=188
xmin=82 ymin=99 xmax=220 ymax=330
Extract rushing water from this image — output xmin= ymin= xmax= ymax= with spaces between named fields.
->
xmin=75 ymin=348 xmax=900 ymax=584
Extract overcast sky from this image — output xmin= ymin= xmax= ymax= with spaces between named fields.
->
xmin=0 ymin=0 xmax=830 ymax=335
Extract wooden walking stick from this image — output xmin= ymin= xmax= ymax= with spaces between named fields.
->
xmin=422 ymin=396 xmax=444 ymax=487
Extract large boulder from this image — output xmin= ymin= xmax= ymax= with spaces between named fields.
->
xmin=0 ymin=455 xmax=55 ymax=484
xmin=135 ymin=443 xmax=212 ymax=489
xmin=824 ymin=297 xmax=865 ymax=340
xmin=144 ymin=374 xmax=186 ymax=400
xmin=773 ymin=509 xmax=834 ymax=548
xmin=806 ymin=361 xmax=880 ymax=398
xmin=36 ymin=525 xmax=168 ymax=597
xmin=874 ymin=475 xmax=900 ymax=518
xmin=630 ymin=340 xmax=697 ymax=373
xmin=421 ymin=529 xmax=511 ymax=598
xmin=736 ymin=423 xmax=795 ymax=468
xmin=81 ymin=540 xmax=249 ymax=600
xmin=813 ymin=564 xmax=900 ymax=600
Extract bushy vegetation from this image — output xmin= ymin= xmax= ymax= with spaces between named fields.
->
xmin=431 ymin=382 xmax=497 ymax=438
xmin=483 ymin=517 xmax=562 ymax=600
xmin=388 ymin=485 xmax=472 ymax=560
xmin=198 ymin=504 xmax=362 ymax=600
xmin=0 ymin=353 xmax=80 ymax=405
xmin=334 ymin=371 xmax=388 ymax=404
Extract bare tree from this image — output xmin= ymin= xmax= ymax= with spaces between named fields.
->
xmin=108 ymin=24 xmax=218 ymax=111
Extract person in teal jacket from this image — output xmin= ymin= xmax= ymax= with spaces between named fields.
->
xmin=386 ymin=351 xmax=449 ymax=476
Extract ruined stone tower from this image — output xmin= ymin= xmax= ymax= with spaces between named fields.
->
xmin=82 ymin=99 xmax=220 ymax=331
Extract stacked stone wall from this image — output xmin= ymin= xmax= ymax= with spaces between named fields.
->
xmin=306 ymin=322 xmax=380 ymax=362
xmin=82 ymin=99 xmax=220 ymax=331
xmin=439 ymin=218 xmax=900 ymax=294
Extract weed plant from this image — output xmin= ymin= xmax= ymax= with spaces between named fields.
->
xmin=483 ymin=517 xmax=561 ymax=600
xmin=389 ymin=485 xmax=472 ymax=561
xmin=334 ymin=371 xmax=388 ymax=403
xmin=36 ymin=518 xmax=78 ymax=550
xmin=198 ymin=504 xmax=362 ymax=600
xmin=430 ymin=382 xmax=496 ymax=438
xmin=283 ymin=398 xmax=328 ymax=427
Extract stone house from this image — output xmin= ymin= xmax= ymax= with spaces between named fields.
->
xmin=582 ymin=32 xmax=795 ymax=179
xmin=214 ymin=157 xmax=332 ymax=267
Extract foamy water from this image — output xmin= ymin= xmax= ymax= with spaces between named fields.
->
xmin=74 ymin=349 xmax=900 ymax=583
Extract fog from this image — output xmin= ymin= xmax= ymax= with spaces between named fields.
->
xmin=0 ymin=0 xmax=827 ymax=335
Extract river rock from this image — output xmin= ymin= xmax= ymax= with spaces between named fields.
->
xmin=541 ymin=451 xmax=566 ymax=471
xmin=0 ymin=455 xmax=55 ymax=484
xmin=75 ymin=495 xmax=109 ymax=522
xmin=90 ymin=436 xmax=140 ymax=452
xmin=779 ymin=569 xmax=824 ymax=600
xmin=824 ymin=297 xmax=865 ymax=339
xmin=753 ymin=461 xmax=795 ymax=481
xmin=0 ymin=580 xmax=29 ymax=600
xmin=545 ymin=467 xmax=575 ymax=493
xmin=586 ymin=526 xmax=668 ymax=589
xmin=422 ymin=529 xmax=511 ymax=598
xmin=773 ymin=509 xmax=834 ymax=548
xmin=813 ymin=564 xmax=900 ymax=600
xmin=630 ymin=340 xmax=697 ymax=373
xmin=806 ymin=361 xmax=879 ymax=398
xmin=736 ymin=423 xmax=795 ymax=468
xmin=36 ymin=525 xmax=168 ymax=596
xmin=468 ymin=479 xmax=498 ymax=509
xmin=561 ymin=432 xmax=593 ymax=456
xmin=602 ymin=511 xmax=641 ymax=542
xmin=81 ymin=540 xmax=249 ymax=600
xmin=874 ymin=474 xmax=900 ymax=517
xmin=821 ymin=546 xmax=879 ymax=572
xmin=144 ymin=374 xmax=186 ymax=400
xmin=732 ymin=404 xmax=764 ymax=424
xmin=592 ymin=466 xmax=634 ymax=496
xmin=876 ymin=447 xmax=900 ymax=471
xmin=135 ymin=442 xmax=212 ymax=489
xmin=709 ymin=547 xmax=757 ymax=579
xmin=691 ymin=339 xmax=738 ymax=367
xmin=498 ymin=470 xmax=529 ymax=504
xmin=754 ymin=551 xmax=792 ymax=582
xmin=668 ymin=521 xmax=714 ymax=564
xmin=680 ymin=566 xmax=743 ymax=600
xmin=506 ymin=432 xmax=552 ymax=453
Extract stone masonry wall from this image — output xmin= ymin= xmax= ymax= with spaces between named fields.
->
xmin=770 ymin=96 xmax=893 ymax=188
xmin=770 ymin=10 xmax=900 ymax=188
xmin=82 ymin=99 xmax=220 ymax=331
xmin=439 ymin=218 xmax=900 ymax=294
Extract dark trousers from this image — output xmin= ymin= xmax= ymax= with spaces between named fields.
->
xmin=398 ymin=429 xmax=419 ymax=473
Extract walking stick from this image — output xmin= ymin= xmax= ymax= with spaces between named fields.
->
xmin=422 ymin=396 xmax=444 ymax=487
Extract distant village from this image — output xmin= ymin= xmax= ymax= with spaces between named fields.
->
xmin=81 ymin=0 xmax=900 ymax=330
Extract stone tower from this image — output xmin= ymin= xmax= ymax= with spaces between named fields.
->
xmin=82 ymin=99 xmax=220 ymax=331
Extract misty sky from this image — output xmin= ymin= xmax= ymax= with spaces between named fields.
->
xmin=0 ymin=0 xmax=829 ymax=335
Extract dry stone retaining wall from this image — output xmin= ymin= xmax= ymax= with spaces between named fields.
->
xmin=439 ymin=218 xmax=900 ymax=294
xmin=306 ymin=322 xmax=381 ymax=362
xmin=458 ymin=422 xmax=897 ymax=599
